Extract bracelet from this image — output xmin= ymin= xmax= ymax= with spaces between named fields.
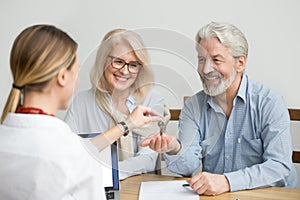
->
xmin=176 ymin=139 xmax=182 ymax=152
xmin=117 ymin=121 xmax=129 ymax=136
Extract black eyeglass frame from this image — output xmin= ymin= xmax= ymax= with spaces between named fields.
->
xmin=108 ymin=55 xmax=143 ymax=74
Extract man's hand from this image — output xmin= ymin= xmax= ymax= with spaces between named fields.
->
xmin=186 ymin=172 xmax=230 ymax=195
xmin=140 ymin=133 xmax=181 ymax=154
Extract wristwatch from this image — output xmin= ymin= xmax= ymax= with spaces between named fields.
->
xmin=117 ymin=121 xmax=129 ymax=136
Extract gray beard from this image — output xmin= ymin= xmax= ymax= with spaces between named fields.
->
xmin=202 ymin=69 xmax=236 ymax=96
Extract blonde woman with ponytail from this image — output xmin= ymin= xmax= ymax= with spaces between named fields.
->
xmin=0 ymin=25 xmax=161 ymax=200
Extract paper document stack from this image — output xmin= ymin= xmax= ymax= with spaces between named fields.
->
xmin=139 ymin=180 xmax=199 ymax=200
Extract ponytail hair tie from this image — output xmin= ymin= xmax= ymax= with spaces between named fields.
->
xmin=12 ymin=83 xmax=24 ymax=90
xmin=12 ymin=83 xmax=24 ymax=105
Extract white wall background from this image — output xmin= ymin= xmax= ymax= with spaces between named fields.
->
xmin=1 ymin=0 xmax=299 ymax=188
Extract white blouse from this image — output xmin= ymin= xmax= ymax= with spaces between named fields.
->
xmin=0 ymin=113 xmax=105 ymax=200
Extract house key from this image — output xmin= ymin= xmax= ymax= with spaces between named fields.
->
xmin=158 ymin=121 xmax=164 ymax=136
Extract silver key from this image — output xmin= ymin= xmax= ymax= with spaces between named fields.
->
xmin=158 ymin=121 xmax=164 ymax=136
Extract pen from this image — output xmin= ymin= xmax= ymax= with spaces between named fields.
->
xmin=182 ymin=183 xmax=194 ymax=192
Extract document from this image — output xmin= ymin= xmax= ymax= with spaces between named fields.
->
xmin=139 ymin=180 xmax=199 ymax=200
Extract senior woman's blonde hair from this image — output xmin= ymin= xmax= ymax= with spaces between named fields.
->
xmin=90 ymin=29 xmax=154 ymax=103
xmin=1 ymin=24 xmax=77 ymax=123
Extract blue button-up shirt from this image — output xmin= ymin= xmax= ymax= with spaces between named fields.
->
xmin=164 ymin=75 xmax=297 ymax=191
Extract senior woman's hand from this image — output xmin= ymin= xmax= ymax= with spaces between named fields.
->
xmin=125 ymin=105 xmax=163 ymax=130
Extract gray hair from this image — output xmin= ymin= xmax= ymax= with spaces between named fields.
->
xmin=195 ymin=22 xmax=248 ymax=58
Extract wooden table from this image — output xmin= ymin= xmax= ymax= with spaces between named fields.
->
xmin=120 ymin=174 xmax=300 ymax=200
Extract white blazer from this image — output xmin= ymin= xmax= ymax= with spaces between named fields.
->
xmin=0 ymin=113 xmax=105 ymax=200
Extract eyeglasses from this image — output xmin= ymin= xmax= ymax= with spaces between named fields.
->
xmin=108 ymin=55 xmax=142 ymax=74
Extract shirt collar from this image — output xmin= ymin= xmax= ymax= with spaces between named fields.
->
xmin=3 ymin=113 xmax=68 ymax=130
xmin=207 ymin=74 xmax=248 ymax=111
xmin=106 ymin=92 xmax=136 ymax=110
xmin=127 ymin=94 xmax=135 ymax=105
xmin=236 ymin=74 xmax=247 ymax=103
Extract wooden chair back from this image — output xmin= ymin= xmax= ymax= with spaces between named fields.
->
xmin=289 ymin=109 xmax=300 ymax=163
xmin=169 ymin=109 xmax=181 ymax=121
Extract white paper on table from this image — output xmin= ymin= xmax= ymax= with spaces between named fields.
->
xmin=139 ymin=180 xmax=199 ymax=200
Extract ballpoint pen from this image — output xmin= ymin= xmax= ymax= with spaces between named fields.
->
xmin=182 ymin=183 xmax=194 ymax=192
